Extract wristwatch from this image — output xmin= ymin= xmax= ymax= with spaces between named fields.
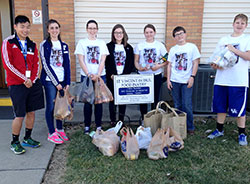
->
xmin=191 ymin=75 xmax=195 ymax=79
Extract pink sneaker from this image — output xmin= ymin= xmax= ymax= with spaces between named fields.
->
xmin=55 ymin=129 xmax=69 ymax=141
xmin=48 ymin=132 xmax=63 ymax=144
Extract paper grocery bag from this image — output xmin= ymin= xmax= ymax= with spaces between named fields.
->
xmin=144 ymin=101 xmax=166 ymax=136
xmin=160 ymin=102 xmax=187 ymax=139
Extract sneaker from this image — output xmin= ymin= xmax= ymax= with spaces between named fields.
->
xmin=48 ymin=132 xmax=63 ymax=144
xmin=10 ymin=141 xmax=26 ymax=155
xmin=84 ymin=127 xmax=90 ymax=135
xmin=84 ymin=129 xmax=90 ymax=135
xmin=22 ymin=137 xmax=41 ymax=148
xmin=207 ymin=129 xmax=224 ymax=139
xmin=55 ymin=129 xmax=69 ymax=141
xmin=239 ymin=133 xmax=248 ymax=146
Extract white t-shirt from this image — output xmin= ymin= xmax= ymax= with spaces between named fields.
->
xmin=74 ymin=38 xmax=109 ymax=76
xmin=169 ymin=42 xmax=200 ymax=83
xmin=134 ymin=40 xmax=167 ymax=75
xmin=46 ymin=40 xmax=64 ymax=82
xmin=214 ymin=34 xmax=250 ymax=87
xmin=114 ymin=44 xmax=126 ymax=74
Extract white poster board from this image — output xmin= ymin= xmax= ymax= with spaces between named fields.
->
xmin=114 ymin=74 xmax=154 ymax=105
xmin=32 ymin=10 xmax=42 ymax=24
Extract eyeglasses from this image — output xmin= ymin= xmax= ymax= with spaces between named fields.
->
xmin=88 ymin=27 xmax=98 ymax=30
xmin=114 ymin=32 xmax=124 ymax=35
xmin=174 ymin=32 xmax=185 ymax=37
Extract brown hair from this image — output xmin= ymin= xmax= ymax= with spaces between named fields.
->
xmin=233 ymin=14 xmax=248 ymax=24
xmin=111 ymin=24 xmax=128 ymax=47
xmin=172 ymin=26 xmax=186 ymax=37
xmin=86 ymin=20 xmax=98 ymax=29
xmin=144 ymin=24 xmax=156 ymax=33
xmin=46 ymin=19 xmax=61 ymax=44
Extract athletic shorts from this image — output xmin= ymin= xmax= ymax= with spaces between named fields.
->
xmin=213 ymin=85 xmax=248 ymax=117
xmin=8 ymin=79 xmax=45 ymax=117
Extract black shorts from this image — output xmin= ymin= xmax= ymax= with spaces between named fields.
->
xmin=9 ymin=79 xmax=45 ymax=117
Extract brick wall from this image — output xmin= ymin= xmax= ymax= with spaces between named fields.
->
xmin=14 ymin=0 xmax=43 ymax=47
xmin=48 ymin=0 xmax=76 ymax=81
xmin=165 ymin=0 xmax=204 ymax=51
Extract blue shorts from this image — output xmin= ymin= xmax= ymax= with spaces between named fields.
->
xmin=213 ymin=85 xmax=248 ymax=117
xmin=8 ymin=79 xmax=45 ymax=117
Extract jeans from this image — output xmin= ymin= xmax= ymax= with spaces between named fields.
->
xmin=140 ymin=74 xmax=162 ymax=119
xmin=44 ymin=81 xmax=63 ymax=134
xmin=171 ymin=81 xmax=194 ymax=131
xmin=81 ymin=75 xmax=106 ymax=128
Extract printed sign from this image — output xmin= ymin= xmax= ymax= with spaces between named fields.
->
xmin=114 ymin=74 xmax=154 ymax=105
xmin=32 ymin=10 xmax=42 ymax=24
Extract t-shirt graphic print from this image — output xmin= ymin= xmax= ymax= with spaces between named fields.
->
xmin=50 ymin=48 xmax=63 ymax=67
xmin=143 ymin=48 xmax=156 ymax=66
xmin=114 ymin=51 xmax=125 ymax=66
xmin=87 ymin=46 xmax=100 ymax=64
xmin=175 ymin=52 xmax=187 ymax=71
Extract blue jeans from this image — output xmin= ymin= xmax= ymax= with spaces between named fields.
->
xmin=44 ymin=81 xmax=63 ymax=134
xmin=171 ymin=81 xmax=194 ymax=131
xmin=81 ymin=75 xmax=106 ymax=128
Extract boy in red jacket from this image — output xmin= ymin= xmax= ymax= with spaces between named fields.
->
xmin=1 ymin=15 xmax=44 ymax=154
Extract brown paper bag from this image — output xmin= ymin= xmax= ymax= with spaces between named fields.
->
xmin=147 ymin=128 xmax=168 ymax=160
xmin=165 ymin=127 xmax=184 ymax=151
xmin=120 ymin=127 xmax=140 ymax=160
xmin=94 ymin=77 xmax=113 ymax=104
xmin=54 ymin=91 xmax=71 ymax=120
xmin=144 ymin=101 xmax=166 ymax=136
xmin=92 ymin=130 xmax=120 ymax=156
xmin=160 ymin=102 xmax=187 ymax=139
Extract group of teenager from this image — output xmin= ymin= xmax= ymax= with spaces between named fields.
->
xmin=1 ymin=13 xmax=249 ymax=155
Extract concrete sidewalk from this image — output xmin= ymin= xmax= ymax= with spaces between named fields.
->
xmin=0 ymin=103 xmax=141 ymax=184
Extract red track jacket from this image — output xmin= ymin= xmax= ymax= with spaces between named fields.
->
xmin=1 ymin=34 xmax=40 ymax=86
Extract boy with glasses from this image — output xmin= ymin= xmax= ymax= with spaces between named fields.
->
xmin=167 ymin=26 xmax=200 ymax=135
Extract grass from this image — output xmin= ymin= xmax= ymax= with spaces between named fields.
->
xmin=63 ymin=118 xmax=250 ymax=184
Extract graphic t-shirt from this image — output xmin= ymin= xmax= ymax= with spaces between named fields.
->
xmin=114 ymin=44 xmax=126 ymax=74
xmin=134 ymin=40 xmax=167 ymax=75
xmin=214 ymin=34 xmax=250 ymax=87
xmin=169 ymin=42 xmax=200 ymax=83
xmin=74 ymin=38 xmax=109 ymax=76
xmin=46 ymin=40 xmax=64 ymax=82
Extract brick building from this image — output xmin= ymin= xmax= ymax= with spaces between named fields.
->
xmin=0 ymin=0 xmax=250 ymax=86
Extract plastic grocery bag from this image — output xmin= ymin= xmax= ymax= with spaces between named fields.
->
xmin=66 ymin=90 xmax=74 ymax=120
xmin=165 ymin=127 xmax=184 ymax=152
xmin=76 ymin=76 xmax=95 ymax=104
xmin=147 ymin=128 xmax=168 ymax=160
xmin=106 ymin=121 xmax=123 ymax=134
xmin=94 ymin=77 xmax=113 ymax=104
xmin=208 ymin=46 xmax=237 ymax=68
xmin=54 ymin=90 xmax=71 ymax=120
xmin=135 ymin=126 xmax=152 ymax=149
xmin=92 ymin=129 xmax=120 ymax=156
xmin=120 ymin=127 xmax=140 ymax=160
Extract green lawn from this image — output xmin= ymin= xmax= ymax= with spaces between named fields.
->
xmin=63 ymin=118 xmax=250 ymax=184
